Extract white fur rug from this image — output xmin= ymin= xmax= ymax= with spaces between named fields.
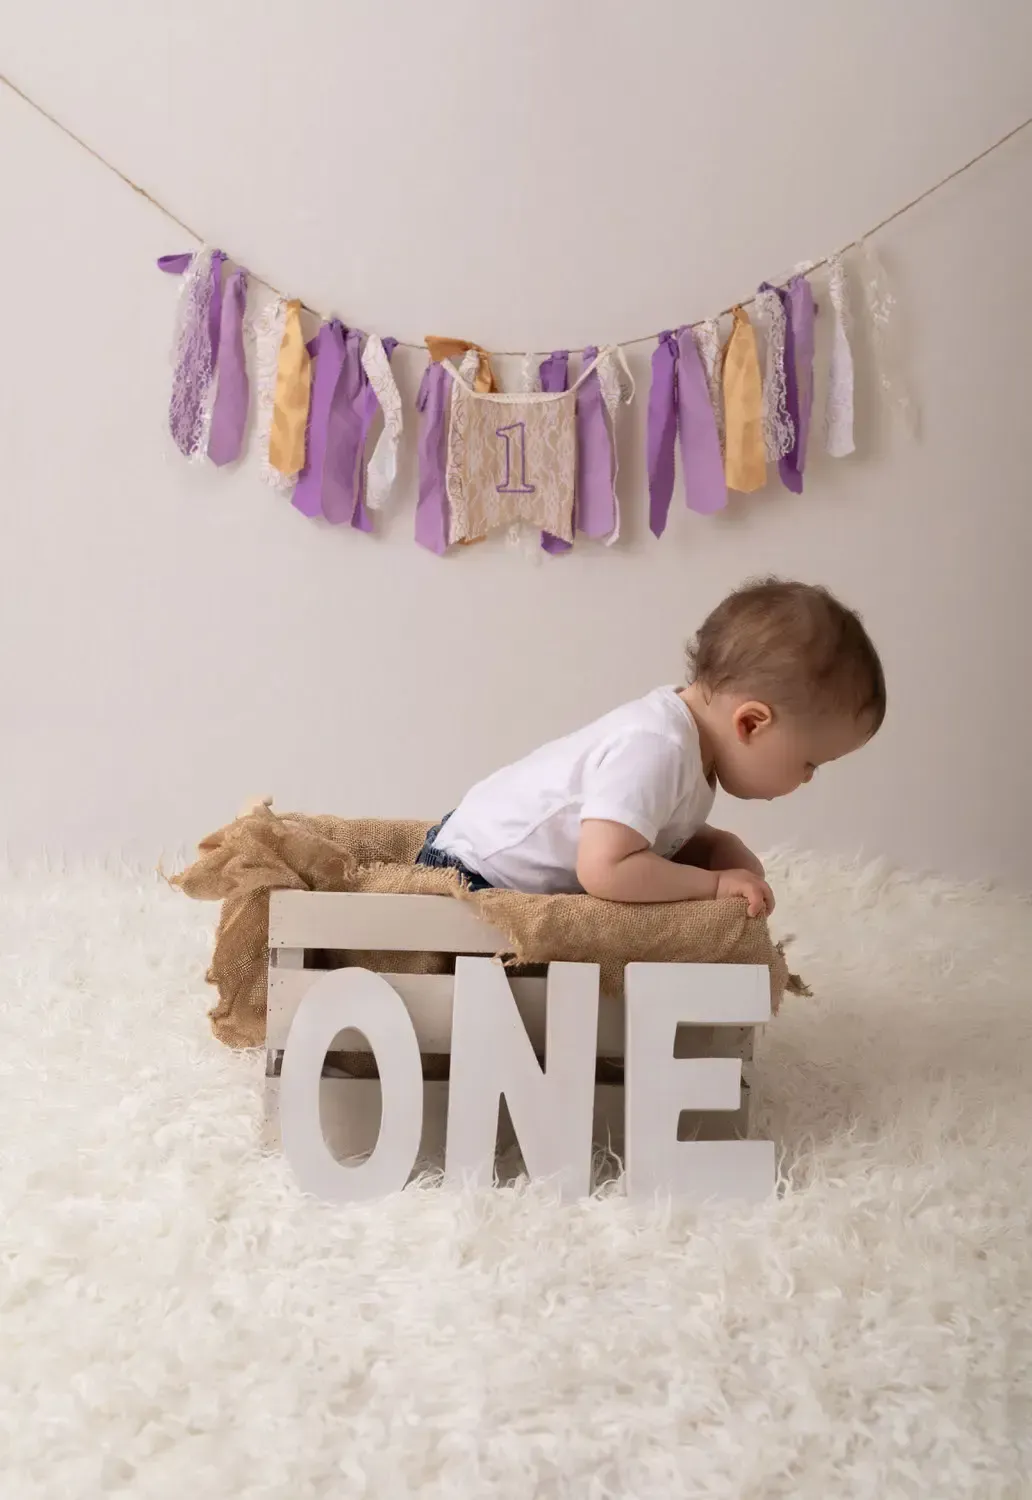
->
xmin=1 ymin=856 xmax=1029 ymax=1498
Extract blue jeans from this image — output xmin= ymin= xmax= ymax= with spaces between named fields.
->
xmin=415 ymin=816 xmax=493 ymax=893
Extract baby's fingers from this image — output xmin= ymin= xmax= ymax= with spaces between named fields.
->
xmin=746 ymin=880 xmax=775 ymax=917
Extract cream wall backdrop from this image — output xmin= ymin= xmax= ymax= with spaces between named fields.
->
xmin=2 ymin=1 xmax=1031 ymax=883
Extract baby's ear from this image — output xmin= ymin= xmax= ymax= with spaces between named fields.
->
xmin=732 ymin=701 xmax=774 ymax=742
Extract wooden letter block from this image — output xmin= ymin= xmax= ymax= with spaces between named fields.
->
xmin=279 ymin=968 xmax=424 ymax=1203
xmin=444 ymin=958 xmax=599 ymax=1200
xmin=624 ymin=963 xmax=775 ymax=1205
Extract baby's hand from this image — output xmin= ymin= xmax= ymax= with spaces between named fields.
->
xmin=714 ymin=868 xmax=776 ymax=917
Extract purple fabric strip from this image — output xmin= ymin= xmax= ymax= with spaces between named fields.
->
xmin=208 ymin=251 xmax=227 ymax=369
xmin=780 ymin=276 xmax=816 ymax=493
xmin=351 ymin=335 xmax=399 ymax=534
xmin=157 ymin=253 xmax=194 ymax=274
xmin=647 ymin=331 xmax=679 ymax=537
xmin=539 ymin=351 xmax=571 ymax=553
xmin=538 ymin=350 xmax=569 ymax=393
xmin=317 ymin=328 xmax=366 ymax=526
xmin=772 ymin=277 xmax=817 ymax=494
xmin=415 ymin=362 xmax=450 ymax=555
xmin=292 ymin=321 xmax=347 ymax=518
xmin=676 ymin=326 xmax=726 ymax=514
xmin=575 ymin=345 xmax=617 ymax=539
xmin=207 ymin=269 xmax=249 ymax=467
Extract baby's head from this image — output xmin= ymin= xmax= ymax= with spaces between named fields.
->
xmin=686 ymin=579 xmax=885 ymax=800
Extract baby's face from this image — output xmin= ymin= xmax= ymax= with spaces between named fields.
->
xmin=715 ymin=703 xmax=872 ymax=801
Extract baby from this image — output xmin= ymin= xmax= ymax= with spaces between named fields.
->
xmin=417 ymin=579 xmax=885 ymax=916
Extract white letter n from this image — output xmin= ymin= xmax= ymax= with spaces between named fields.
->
xmin=445 ymin=958 xmax=599 ymax=1199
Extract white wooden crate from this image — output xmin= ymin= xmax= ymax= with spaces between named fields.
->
xmin=262 ymin=890 xmax=759 ymax=1176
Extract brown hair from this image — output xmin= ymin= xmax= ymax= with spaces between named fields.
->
xmin=686 ymin=578 xmax=886 ymax=732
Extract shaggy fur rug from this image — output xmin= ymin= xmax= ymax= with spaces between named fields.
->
xmin=1 ymin=856 xmax=1029 ymax=1498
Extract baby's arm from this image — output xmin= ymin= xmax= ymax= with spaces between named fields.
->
xmin=578 ymin=820 xmax=774 ymax=915
xmin=674 ymin=824 xmax=766 ymax=877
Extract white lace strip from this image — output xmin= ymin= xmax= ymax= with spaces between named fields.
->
xmin=457 ymin=348 xmax=481 ymax=384
xmin=194 ymin=314 xmax=219 ymax=470
xmin=519 ymin=353 xmax=540 ymax=392
xmin=361 ymin=334 xmax=403 ymax=510
xmin=857 ymin=238 xmax=919 ymax=439
xmin=595 ymin=346 xmax=635 ymax=546
xmin=695 ymin=318 xmax=725 ymax=454
xmin=250 ymin=298 xmax=293 ymax=492
xmin=824 ymin=255 xmax=855 ymax=457
xmin=169 ymin=245 xmax=214 ymax=461
xmin=756 ymin=287 xmax=794 ymax=461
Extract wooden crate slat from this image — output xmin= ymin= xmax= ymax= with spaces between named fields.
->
xmin=269 ymin=891 xmax=508 ymax=954
xmin=265 ymin=968 xmax=757 ymax=1061
xmin=265 ymin=968 xmax=628 ymax=1055
xmin=625 ymin=961 xmax=772 ymax=1023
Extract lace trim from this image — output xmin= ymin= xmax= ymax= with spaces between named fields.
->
xmin=457 ymin=348 xmax=481 ymax=385
xmin=695 ymin=318 xmax=725 ymax=453
xmin=756 ymin=287 xmax=794 ymax=460
xmin=249 ymin=299 xmax=293 ymax=492
xmin=595 ymin=347 xmax=635 ymax=545
xmin=360 ymin=334 xmax=403 ymax=510
xmin=445 ymin=377 xmax=471 ymax=542
xmin=448 ymin=347 xmax=611 ymax=400
xmin=857 ymin=238 xmax=919 ymax=438
xmin=450 ymin=349 xmax=490 ymax=538
xmin=168 ymin=246 xmax=214 ymax=460
xmin=824 ymin=255 xmax=855 ymax=457
xmin=194 ymin=314 xmax=219 ymax=469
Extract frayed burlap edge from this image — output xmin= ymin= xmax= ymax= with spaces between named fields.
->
xmin=172 ymin=805 xmax=806 ymax=1050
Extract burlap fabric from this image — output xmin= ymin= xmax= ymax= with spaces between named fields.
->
xmin=172 ymin=805 xmax=804 ymax=1051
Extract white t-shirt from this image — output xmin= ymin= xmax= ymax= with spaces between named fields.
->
xmin=435 ymin=687 xmax=715 ymax=894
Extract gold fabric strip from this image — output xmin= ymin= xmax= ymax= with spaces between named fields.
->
xmin=269 ymin=299 xmax=312 ymax=476
xmin=722 ymin=306 xmax=766 ymax=493
xmin=425 ymin=335 xmax=497 ymax=394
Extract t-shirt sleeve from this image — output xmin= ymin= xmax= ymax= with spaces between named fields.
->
xmin=580 ymin=732 xmax=686 ymax=846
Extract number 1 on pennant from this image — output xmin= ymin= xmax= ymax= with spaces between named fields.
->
xmin=495 ymin=422 xmax=535 ymax=494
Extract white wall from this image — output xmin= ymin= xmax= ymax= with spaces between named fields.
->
xmin=2 ymin=1 xmax=1031 ymax=883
